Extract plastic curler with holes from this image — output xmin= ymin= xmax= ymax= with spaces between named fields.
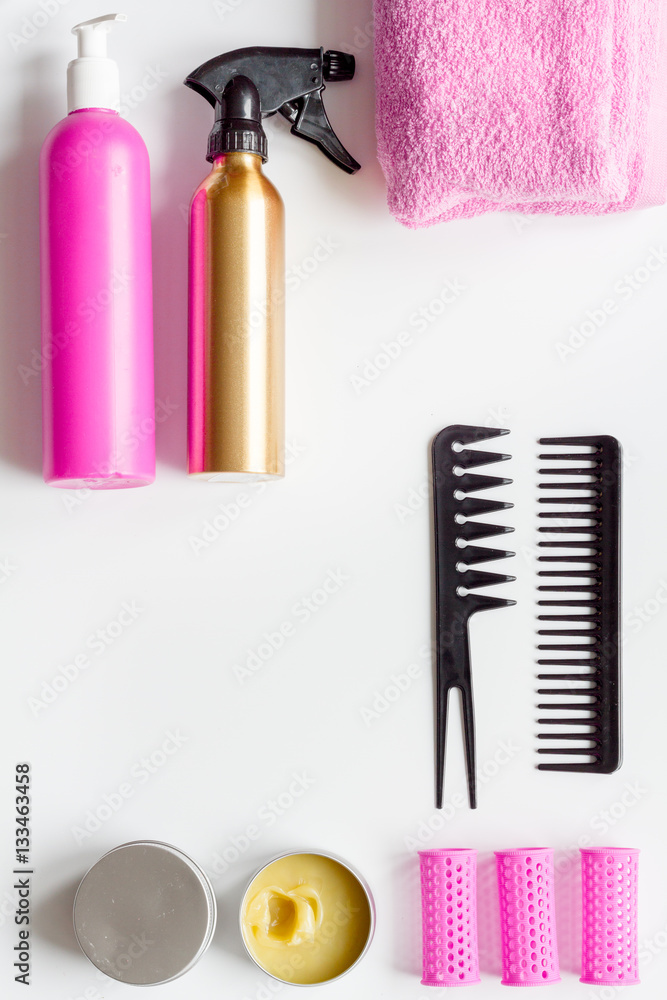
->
xmin=419 ymin=849 xmax=480 ymax=987
xmin=495 ymin=848 xmax=560 ymax=986
xmin=580 ymin=847 xmax=639 ymax=986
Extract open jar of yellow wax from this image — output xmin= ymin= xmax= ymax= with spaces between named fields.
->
xmin=240 ymin=851 xmax=375 ymax=985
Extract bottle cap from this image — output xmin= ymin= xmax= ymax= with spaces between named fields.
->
xmin=67 ymin=13 xmax=127 ymax=114
xmin=207 ymin=76 xmax=268 ymax=163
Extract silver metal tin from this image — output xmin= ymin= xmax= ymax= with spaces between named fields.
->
xmin=239 ymin=849 xmax=375 ymax=987
xmin=73 ymin=840 xmax=217 ymax=986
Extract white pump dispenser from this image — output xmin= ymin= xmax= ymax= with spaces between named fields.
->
xmin=67 ymin=13 xmax=127 ymax=114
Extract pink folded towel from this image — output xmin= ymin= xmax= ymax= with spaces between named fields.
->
xmin=374 ymin=0 xmax=667 ymax=226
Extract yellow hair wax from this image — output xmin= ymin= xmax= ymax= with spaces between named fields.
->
xmin=241 ymin=853 xmax=373 ymax=985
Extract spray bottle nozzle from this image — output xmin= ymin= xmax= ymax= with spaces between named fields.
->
xmin=323 ymin=51 xmax=356 ymax=83
xmin=185 ymin=46 xmax=360 ymax=173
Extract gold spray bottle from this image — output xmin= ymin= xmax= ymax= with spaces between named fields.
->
xmin=185 ymin=48 xmax=359 ymax=482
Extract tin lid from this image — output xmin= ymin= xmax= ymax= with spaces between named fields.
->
xmin=73 ymin=840 xmax=217 ymax=985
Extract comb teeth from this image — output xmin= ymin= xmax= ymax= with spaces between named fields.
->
xmin=458 ymin=496 xmax=512 ymax=517
xmin=459 ymin=544 xmax=514 ymax=566
xmin=446 ymin=426 xmax=510 ymax=447
xmin=535 ymin=436 xmax=621 ymax=774
xmin=455 ymin=448 xmax=511 ymax=469
xmin=458 ymin=519 xmax=513 ymax=542
xmin=433 ymin=425 xmax=516 ymax=611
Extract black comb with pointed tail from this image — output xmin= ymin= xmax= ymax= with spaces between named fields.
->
xmin=432 ymin=425 xmax=516 ymax=809
xmin=536 ymin=435 xmax=622 ymax=773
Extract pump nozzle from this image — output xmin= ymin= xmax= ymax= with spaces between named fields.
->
xmin=67 ymin=13 xmax=127 ymax=114
xmin=72 ymin=13 xmax=127 ymax=57
xmin=185 ymin=46 xmax=360 ymax=173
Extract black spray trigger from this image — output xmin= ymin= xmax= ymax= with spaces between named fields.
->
xmin=279 ymin=91 xmax=360 ymax=174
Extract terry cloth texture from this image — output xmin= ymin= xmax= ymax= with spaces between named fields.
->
xmin=374 ymin=0 xmax=667 ymax=226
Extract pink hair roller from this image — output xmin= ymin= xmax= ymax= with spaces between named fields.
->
xmin=419 ymin=849 xmax=480 ymax=987
xmin=580 ymin=848 xmax=640 ymax=986
xmin=495 ymin=848 xmax=560 ymax=986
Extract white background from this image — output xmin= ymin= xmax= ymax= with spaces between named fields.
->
xmin=0 ymin=0 xmax=666 ymax=997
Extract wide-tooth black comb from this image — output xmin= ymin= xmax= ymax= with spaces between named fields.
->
xmin=432 ymin=425 xmax=516 ymax=809
xmin=536 ymin=435 xmax=621 ymax=773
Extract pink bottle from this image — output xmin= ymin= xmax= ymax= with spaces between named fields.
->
xmin=40 ymin=14 xmax=154 ymax=489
